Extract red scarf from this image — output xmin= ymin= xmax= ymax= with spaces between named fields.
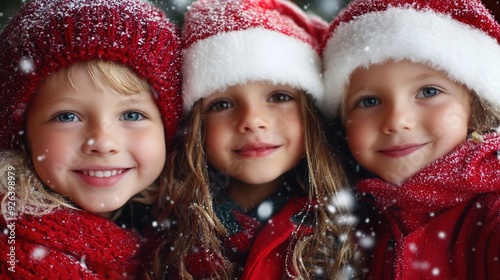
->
xmin=1 ymin=207 xmax=143 ymax=279
xmin=358 ymin=133 xmax=500 ymax=279
xmin=184 ymin=194 xmax=314 ymax=279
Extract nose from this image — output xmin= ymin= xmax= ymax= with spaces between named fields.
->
xmin=81 ymin=121 xmax=120 ymax=155
xmin=381 ymin=103 xmax=416 ymax=134
xmin=237 ymin=104 xmax=269 ymax=133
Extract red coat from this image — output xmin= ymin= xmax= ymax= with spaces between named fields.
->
xmin=240 ymin=196 xmax=313 ymax=279
xmin=0 ymin=207 xmax=143 ymax=279
xmin=185 ymin=196 xmax=313 ymax=279
xmin=357 ymin=134 xmax=500 ymax=280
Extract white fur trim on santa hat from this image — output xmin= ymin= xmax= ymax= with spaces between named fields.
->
xmin=322 ymin=7 xmax=500 ymax=120
xmin=182 ymin=28 xmax=324 ymax=111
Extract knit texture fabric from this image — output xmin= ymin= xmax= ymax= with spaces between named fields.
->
xmin=0 ymin=207 xmax=143 ymax=279
xmin=0 ymin=0 xmax=182 ymax=151
xmin=357 ymin=133 xmax=500 ymax=279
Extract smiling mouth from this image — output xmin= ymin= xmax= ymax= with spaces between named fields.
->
xmin=378 ymin=143 xmax=427 ymax=158
xmin=79 ymin=169 xmax=127 ymax=178
xmin=234 ymin=144 xmax=280 ymax=157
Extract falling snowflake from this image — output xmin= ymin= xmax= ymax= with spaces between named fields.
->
xmin=432 ymin=267 xmax=440 ymax=276
xmin=338 ymin=264 xmax=356 ymax=280
xmin=19 ymin=57 xmax=34 ymax=74
xmin=31 ymin=246 xmax=48 ymax=261
xmin=438 ymin=231 xmax=446 ymax=239
xmin=408 ymin=242 xmax=417 ymax=252
xmin=336 ymin=214 xmax=358 ymax=226
xmin=313 ymin=266 xmax=324 ymax=276
xmin=357 ymin=233 xmax=375 ymax=249
xmin=80 ymin=255 xmax=87 ymax=269
xmin=333 ymin=189 xmax=355 ymax=210
xmin=257 ymin=201 xmax=273 ymax=220
xmin=327 ymin=204 xmax=336 ymax=214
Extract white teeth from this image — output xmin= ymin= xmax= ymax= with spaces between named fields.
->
xmin=81 ymin=169 xmax=124 ymax=177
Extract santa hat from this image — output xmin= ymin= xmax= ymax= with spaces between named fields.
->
xmin=0 ymin=0 xmax=182 ymax=151
xmin=181 ymin=0 xmax=327 ymax=111
xmin=321 ymin=0 xmax=500 ymax=120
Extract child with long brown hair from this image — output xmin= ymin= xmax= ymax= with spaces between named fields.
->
xmin=0 ymin=0 xmax=181 ymax=277
xmin=321 ymin=0 xmax=500 ymax=278
xmin=150 ymin=0 xmax=356 ymax=279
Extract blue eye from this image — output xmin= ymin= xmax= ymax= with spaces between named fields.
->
xmin=357 ymin=97 xmax=380 ymax=108
xmin=121 ymin=111 xmax=145 ymax=121
xmin=208 ymin=100 xmax=232 ymax=112
xmin=269 ymin=92 xmax=292 ymax=103
xmin=54 ymin=112 xmax=80 ymax=122
xmin=417 ymin=87 xmax=441 ymax=98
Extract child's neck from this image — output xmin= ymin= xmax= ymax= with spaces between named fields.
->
xmin=227 ymin=177 xmax=284 ymax=212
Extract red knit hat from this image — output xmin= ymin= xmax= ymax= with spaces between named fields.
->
xmin=0 ymin=0 xmax=182 ymax=151
xmin=321 ymin=0 xmax=500 ymax=119
xmin=181 ymin=0 xmax=328 ymax=111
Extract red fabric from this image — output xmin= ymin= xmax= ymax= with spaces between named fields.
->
xmin=0 ymin=207 xmax=143 ymax=279
xmin=240 ymin=196 xmax=314 ymax=279
xmin=184 ymin=196 xmax=313 ymax=279
xmin=321 ymin=0 xmax=500 ymax=53
xmin=358 ymin=134 xmax=500 ymax=279
xmin=182 ymin=0 xmax=325 ymax=50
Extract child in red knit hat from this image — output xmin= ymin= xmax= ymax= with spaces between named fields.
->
xmin=149 ymin=0 xmax=356 ymax=279
xmin=0 ymin=0 xmax=181 ymax=278
xmin=321 ymin=0 xmax=500 ymax=279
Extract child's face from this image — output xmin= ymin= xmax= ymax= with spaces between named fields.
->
xmin=343 ymin=60 xmax=471 ymax=185
xmin=202 ymin=81 xmax=305 ymax=187
xmin=26 ymin=65 xmax=166 ymax=217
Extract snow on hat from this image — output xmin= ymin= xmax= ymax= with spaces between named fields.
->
xmin=321 ymin=0 xmax=500 ymax=120
xmin=0 ymin=0 xmax=182 ymax=151
xmin=181 ymin=0 xmax=328 ymax=111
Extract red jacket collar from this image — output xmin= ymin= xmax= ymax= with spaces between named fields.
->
xmin=241 ymin=196 xmax=314 ymax=279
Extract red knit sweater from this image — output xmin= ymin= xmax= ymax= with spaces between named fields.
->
xmin=357 ymin=133 xmax=500 ymax=279
xmin=0 ymin=207 xmax=143 ymax=279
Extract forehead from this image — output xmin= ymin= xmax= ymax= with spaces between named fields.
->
xmin=352 ymin=60 xmax=449 ymax=79
xmin=346 ymin=60 xmax=469 ymax=95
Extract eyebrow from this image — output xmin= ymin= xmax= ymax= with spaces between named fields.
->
xmin=345 ymin=86 xmax=374 ymax=98
xmin=411 ymin=73 xmax=443 ymax=82
xmin=34 ymin=97 xmax=79 ymax=109
xmin=118 ymin=96 xmax=157 ymax=107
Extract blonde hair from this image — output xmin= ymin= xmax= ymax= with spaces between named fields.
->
xmin=150 ymin=93 xmax=356 ymax=279
xmin=468 ymin=91 xmax=500 ymax=133
xmin=1 ymin=60 xmax=162 ymax=218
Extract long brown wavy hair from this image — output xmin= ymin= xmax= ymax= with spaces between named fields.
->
xmin=150 ymin=92 xmax=357 ymax=279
